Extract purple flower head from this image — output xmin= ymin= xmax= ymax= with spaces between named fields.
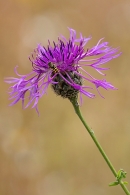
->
xmin=5 ymin=28 xmax=121 ymax=113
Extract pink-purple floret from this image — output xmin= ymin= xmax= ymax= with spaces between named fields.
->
xmin=5 ymin=28 xmax=121 ymax=112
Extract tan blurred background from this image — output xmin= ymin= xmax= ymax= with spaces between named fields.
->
xmin=1 ymin=0 xmax=130 ymax=194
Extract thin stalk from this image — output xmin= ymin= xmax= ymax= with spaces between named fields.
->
xmin=70 ymin=98 xmax=130 ymax=195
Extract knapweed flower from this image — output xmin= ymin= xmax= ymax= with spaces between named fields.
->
xmin=5 ymin=28 xmax=120 ymax=113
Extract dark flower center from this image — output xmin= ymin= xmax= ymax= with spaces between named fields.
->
xmin=51 ymin=70 xmax=82 ymax=100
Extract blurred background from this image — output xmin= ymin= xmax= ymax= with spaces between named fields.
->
xmin=1 ymin=0 xmax=130 ymax=194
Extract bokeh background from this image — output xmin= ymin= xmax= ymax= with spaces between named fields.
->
xmin=1 ymin=0 xmax=130 ymax=194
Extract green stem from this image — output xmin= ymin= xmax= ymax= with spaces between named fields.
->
xmin=70 ymin=98 xmax=130 ymax=195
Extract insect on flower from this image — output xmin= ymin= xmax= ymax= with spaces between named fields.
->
xmin=5 ymin=28 xmax=121 ymax=113
xmin=48 ymin=62 xmax=59 ymax=74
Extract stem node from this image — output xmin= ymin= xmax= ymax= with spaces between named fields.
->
xmin=70 ymin=98 xmax=130 ymax=195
